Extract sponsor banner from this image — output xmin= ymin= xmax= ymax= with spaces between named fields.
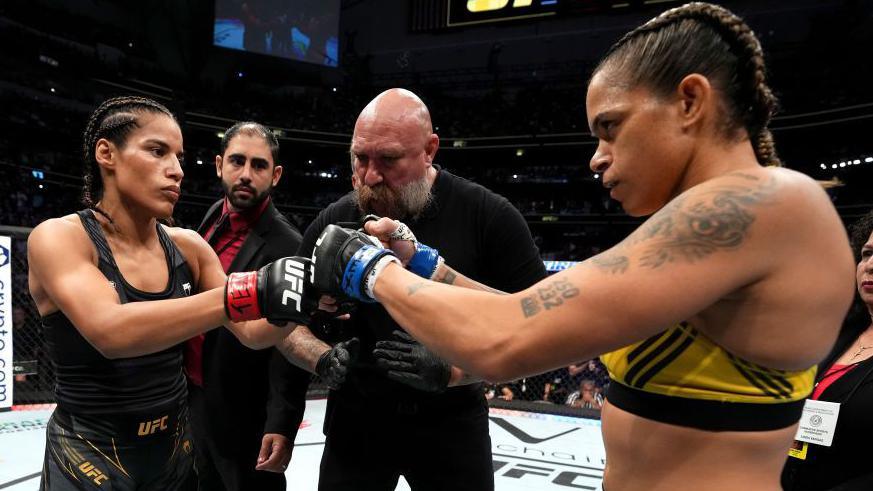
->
xmin=0 ymin=236 xmax=12 ymax=410
xmin=290 ymin=401 xmax=605 ymax=490
xmin=446 ymin=0 xmax=649 ymax=27
xmin=490 ymin=408 xmax=605 ymax=490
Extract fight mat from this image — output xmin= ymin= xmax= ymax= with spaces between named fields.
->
xmin=0 ymin=400 xmax=604 ymax=490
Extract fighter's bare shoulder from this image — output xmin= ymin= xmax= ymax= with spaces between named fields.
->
xmin=162 ymin=225 xmax=207 ymax=250
xmin=689 ymin=166 xmax=834 ymax=224
xmin=28 ymin=214 xmax=93 ymax=262
xmin=161 ymin=225 xmax=212 ymax=274
xmin=589 ymin=167 xmax=836 ymax=275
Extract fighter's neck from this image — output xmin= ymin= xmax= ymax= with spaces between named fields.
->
xmin=94 ymin=198 xmax=160 ymax=246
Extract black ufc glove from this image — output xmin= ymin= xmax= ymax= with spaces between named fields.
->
xmin=373 ymin=330 xmax=452 ymax=393
xmin=224 ymin=256 xmax=319 ymax=326
xmin=316 ymin=338 xmax=359 ymax=389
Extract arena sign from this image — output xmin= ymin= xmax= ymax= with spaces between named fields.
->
xmin=447 ymin=0 xmax=654 ymax=27
xmin=0 ymin=236 xmax=11 ymax=410
xmin=447 ymin=0 xmax=559 ymax=27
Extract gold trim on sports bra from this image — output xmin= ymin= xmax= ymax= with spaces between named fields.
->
xmin=601 ymin=323 xmax=816 ymax=430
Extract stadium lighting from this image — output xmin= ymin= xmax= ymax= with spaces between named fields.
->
xmin=512 ymin=174 xmax=518 ymax=179
xmin=516 ymin=149 xmax=525 ymax=157
xmin=50 ymin=87 xmax=55 ymax=93
xmin=196 ymin=159 xmax=203 ymax=165
xmin=217 ymin=132 xmax=225 ymax=138
xmin=822 ymin=155 xmax=870 ymax=172
xmin=594 ymin=173 xmax=600 ymax=179
xmin=308 ymin=160 xmax=313 ymax=164
xmin=332 ymin=87 xmax=337 ymax=92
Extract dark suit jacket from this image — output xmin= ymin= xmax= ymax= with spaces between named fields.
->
xmin=193 ymin=199 xmax=311 ymax=448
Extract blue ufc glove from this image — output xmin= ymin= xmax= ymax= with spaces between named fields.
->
xmin=311 ymin=225 xmax=400 ymax=302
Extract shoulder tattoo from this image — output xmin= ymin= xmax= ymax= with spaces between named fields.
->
xmin=590 ymin=173 xmax=776 ymax=272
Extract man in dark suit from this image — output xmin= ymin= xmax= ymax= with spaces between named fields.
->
xmin=185 ymin=121 xmax=311 ymax=491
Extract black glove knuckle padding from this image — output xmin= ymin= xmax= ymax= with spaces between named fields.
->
xmin=316 ymin=337 xmax=360 ymax=389
xmin=311 ymin=225 xmax=384 ymax=300
xmin=259 ymin=256 xmax=320 ymax=326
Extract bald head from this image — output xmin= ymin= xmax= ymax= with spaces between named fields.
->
xmin=350 ymin=88 xmax=439 ymax=219
xmin=355 ymin=88 xmax=433 ymax=140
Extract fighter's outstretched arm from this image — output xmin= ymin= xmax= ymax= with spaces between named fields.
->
xmin=369 ymin=172 xmax=851 ymax=382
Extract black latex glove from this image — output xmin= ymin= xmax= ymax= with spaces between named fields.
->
xmin=316 ymin=338 xmax=359 ymax=389
xmin=373 ymin=330 xmax=452 ymax=393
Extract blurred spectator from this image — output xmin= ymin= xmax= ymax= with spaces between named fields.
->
xmin=566 ymin=379 xmax=604 ymax=410
xmin=782 ymin=210 xmax=873 ymax=490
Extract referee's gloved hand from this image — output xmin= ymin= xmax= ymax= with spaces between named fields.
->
xmin=374 ymin=330 xmax=452 ymax=393
xmin=224 ymin=256 xmax=320 ymax=327
xmin=316 ymin=338 xmax=359 ymax=389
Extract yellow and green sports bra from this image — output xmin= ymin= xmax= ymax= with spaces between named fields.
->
xmin=600 ymin=322 xmax=816 ymax=431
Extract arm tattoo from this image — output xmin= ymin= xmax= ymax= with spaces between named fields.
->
xmin=590 ymin=253 xmax=630 ymax=274
xmin=520 ymin=278 xmax=580 ymax=318
xmin=407 ymin=282 xmax=435 ymax=296
xmin=590 ymin=174 xmax=776 ymax=273
xmin=439 ymin=270 xmax=457 ymax=285
xmin=437 ymin=266 xmax=508 ymax=294
xmin=279 ymin=327 xmax=329 ymax=372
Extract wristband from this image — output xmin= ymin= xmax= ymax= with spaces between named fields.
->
xmin=225 ymin=271 xmax=262 ymax=321
xmin=341 ymin=246 xmax=399 ymax=302
xmin=365 ymin=254 xmax=401 ymax=300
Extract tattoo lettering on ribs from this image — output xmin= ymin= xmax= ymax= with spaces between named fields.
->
xmin=591 ymin=174 xmax=775 ymax=273
xmin=521 ymin=278 xmax=580 ymax=318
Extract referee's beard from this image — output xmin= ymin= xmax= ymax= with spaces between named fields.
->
xmin=356 ymin=175 xmax=432 ymax=220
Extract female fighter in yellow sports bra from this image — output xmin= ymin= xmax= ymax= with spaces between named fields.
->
xmin=601 ymin=322 xmax=816 ymax=431
xmin=309 ymin=3 xmax=857 ymax=491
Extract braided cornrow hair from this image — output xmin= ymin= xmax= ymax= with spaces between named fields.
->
xmin=595 ymin=2 xmax=780 ymax=166
xmin=82 ymin=96 xmax=176 ymax=222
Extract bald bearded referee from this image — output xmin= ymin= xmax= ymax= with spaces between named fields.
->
xmin=277 ymin=88 xmax=547 ymax=490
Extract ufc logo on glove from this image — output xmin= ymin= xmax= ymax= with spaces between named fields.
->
xmin=282 ymin=259 xmax=306 ymax=312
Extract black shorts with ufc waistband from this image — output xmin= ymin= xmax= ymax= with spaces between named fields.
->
xmin=40 ymin=403 xmax=196 ymax=491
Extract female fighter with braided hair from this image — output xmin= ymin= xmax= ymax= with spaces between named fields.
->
xmin=28 ymin=96 xmax=322 ymax=490
xmin=313 ymin=3 xmax=856 ymax=489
